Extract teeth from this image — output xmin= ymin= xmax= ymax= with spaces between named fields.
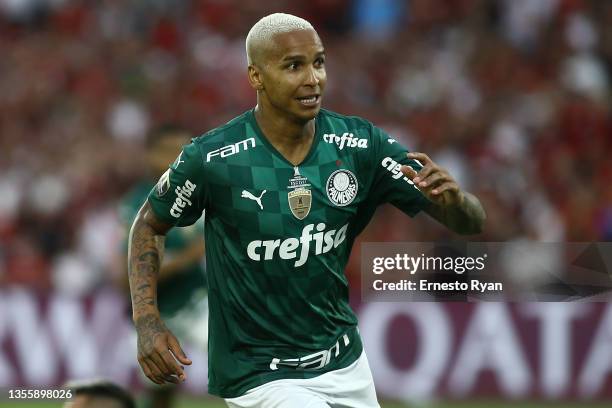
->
xmin=300 ymin=97 xmax=316 ymax=103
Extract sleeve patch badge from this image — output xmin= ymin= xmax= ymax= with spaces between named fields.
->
xmin=156 ymin=169 xmax=171 ymax=197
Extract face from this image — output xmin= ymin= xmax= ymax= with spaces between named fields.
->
xmin=249 ymin=29 xmax=326 ymax=123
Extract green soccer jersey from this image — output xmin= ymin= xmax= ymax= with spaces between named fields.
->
xmin=148 ymin=109 xmax=428 ymax=398
xmin=120 ymin=182 xmax=206 ymax=318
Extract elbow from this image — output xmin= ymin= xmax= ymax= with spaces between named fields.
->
xmin=456 ymin=212 xmax=486 ymax=235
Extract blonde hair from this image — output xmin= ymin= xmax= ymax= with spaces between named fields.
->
xmin=246 ymin=13 xmax=314 ymax=65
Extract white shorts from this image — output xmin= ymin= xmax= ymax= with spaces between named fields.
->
xmin=225 ymin=351 xmax=380 ymax=408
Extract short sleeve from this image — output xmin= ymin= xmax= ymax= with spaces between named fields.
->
xmin=147 ymin=142 xmax=206 ymax=227
xmin=369 ymin=125 xmax=430 ymax=217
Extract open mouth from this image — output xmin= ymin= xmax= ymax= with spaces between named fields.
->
xmin=296 ymin=95 xmax=320 ymax=107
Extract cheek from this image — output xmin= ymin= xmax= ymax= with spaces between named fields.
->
xmin=318 ymin=70 xmax=327 ymax=86
xmin=272 ymin=78 xmax=299 ymax=97
xmin=262 ymin=71 xmax=286 ymax=95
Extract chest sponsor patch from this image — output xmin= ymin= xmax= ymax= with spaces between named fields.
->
xmin=326 ymin=169 xmax=358 ymax=207
xmin=206 ymin=137 xmax=255 ymax=162
xmin=323 ymin=133 xmax=368 ymax=150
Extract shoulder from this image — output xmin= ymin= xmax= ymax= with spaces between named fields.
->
xmin=319 ymin=109 xmax=374 ymax=132
xmin=193 ymin=110 xmax=253 ymax=147
xmin=318 ymin=109 xmax=390 ymax=152
xmin=190 ymin=110 xmax=256 ymax=163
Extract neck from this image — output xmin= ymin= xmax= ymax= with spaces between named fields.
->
xmin=254 ymin=104 xmax=315 ymax=145
xmin=254 ymin=100 xmax=316 ymax=165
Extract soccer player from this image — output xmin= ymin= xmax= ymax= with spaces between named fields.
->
xmin=119 ymin=125 xmax=207 ymax=408
xmin=127 ymin=13 xmax=485 ymax=408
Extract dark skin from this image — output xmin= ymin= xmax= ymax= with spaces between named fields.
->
xmin=128 ymin=27 xmax=485 ymax=387
xmin=402 ymin=153 xmax=486 ymax=235
xmin=247 ymin=29 xmax=326 ymax=165
xmin=128 ymin=207 xmax=190 ymax=385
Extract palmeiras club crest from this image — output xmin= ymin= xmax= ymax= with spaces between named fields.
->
xmin=326 ymin=169 xmax=358 ymax=206
xmin=287 ymin=166 xmax=312 ymax=220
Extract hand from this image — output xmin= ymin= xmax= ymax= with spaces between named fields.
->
xmin=135 ymin=313 xmax=192 ymax=385
xmin=401 ymin=152 xmax=464 ymax=208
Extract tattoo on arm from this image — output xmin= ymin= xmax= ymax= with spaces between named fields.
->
xmin=132 ymin=294 xmax=155 ymax=308
xmin=128 ymin=206 xmax=168 ymax=319
xmin=426 ymin=192 xmax=486 ymax=235
xmin=460 ymin=193 xmax=486 ymax=234
xmin=135 ymin=313 xmax=167 ymax=351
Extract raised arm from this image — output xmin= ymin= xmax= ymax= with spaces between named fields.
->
xmin=401 ymin=152 xmax=486 ymax=235
xmin=128 ymin=201 xmax=192 ymax=385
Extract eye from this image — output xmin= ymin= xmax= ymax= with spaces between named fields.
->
xmin=287 ymin=62 xmax=300 ymax=71
xmin=314 ymin=57 xmax=325 ymax=67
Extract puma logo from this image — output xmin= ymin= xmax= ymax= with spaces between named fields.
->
xmin=241 ymin=189 xmax=267 ymax=210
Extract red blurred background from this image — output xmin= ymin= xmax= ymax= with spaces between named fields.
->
xmin=0 ymin=0 xmax=611 ymax=403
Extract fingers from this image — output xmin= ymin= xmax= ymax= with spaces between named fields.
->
xmin=418 ymin=171 xmax=447 ymax=189
xmin=139 ymin=356 xmax=164 ymax=385
xmin=140 ymin=353 xmax=182 ymax=385
xmin=431 ymin=181 xmax=460 ymax=196
xmin=138 ymin=334 xmax=189 ymax=385
xmin=135 ymin=315 xmax=190 ymax=386
xmin=402 ymin=164 xmax=441 ymax=190
xmin=140 ymin=360 xmax=160 ymax=385
xmin=413 ymin=164 xmax=436 ymax=184
xmin=407 ymin=152 xmax=431 ymax=167
xmin=150 ymin=352 xmax=180 ymax=384
xmin=148 ymin=354 xmax=172 ymax=385
xmin=405 ymin=153 xmax=435 ymax=184
xmin=400 ymin=165 xmax=417 ymax=179
xmin=403 ymin=152 xmax=463 ymax=204
xmin=168 ymin=334 xmax=192 ymax=366
xmin=158 ymin=348 xmax=186 ymax=382
xmin=405 ymin=153 xmax=446 ymax=189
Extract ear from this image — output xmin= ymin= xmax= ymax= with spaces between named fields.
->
xmin=247 ymin=65 xmax=264 ymax=91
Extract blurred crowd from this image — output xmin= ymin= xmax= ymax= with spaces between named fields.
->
xmin=0 ymin=0 xmax=611 ymax=293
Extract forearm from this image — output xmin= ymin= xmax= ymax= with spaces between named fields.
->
xmin=427 ymin=192 xmax=486 ymax=235
xmin=127 ymin=215 xmax=165 ymax=321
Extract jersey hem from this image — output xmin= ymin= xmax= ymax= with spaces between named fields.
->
xmin=208 ymin=326 xmax=364 ymax=399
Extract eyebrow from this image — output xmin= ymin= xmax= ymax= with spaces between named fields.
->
xmin=280 ymin=50 xmax=326 ymax=62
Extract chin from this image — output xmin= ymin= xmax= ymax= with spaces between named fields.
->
xmin=302 ymin=110 xmax=320 ymax=121
xmin=292 ymin=106 xmax=320 ymax=123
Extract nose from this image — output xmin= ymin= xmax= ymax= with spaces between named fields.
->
xmin=304 ymin=66 xmax=320 ymax=87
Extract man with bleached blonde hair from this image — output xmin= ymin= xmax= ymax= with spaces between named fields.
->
xmin=245 ymin=13 xmax=314 ymax=65
xmin=129 ymin=12 xmax=485 ymax=408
